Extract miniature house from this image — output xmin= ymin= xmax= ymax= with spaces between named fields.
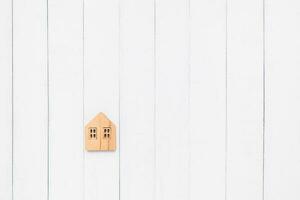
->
xmin=85 ymin=112 xmax=116 ymax=151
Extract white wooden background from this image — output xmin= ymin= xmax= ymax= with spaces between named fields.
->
xmin=0 ymin=0 xmax=300 ymax=200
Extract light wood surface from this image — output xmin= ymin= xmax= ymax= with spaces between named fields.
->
xmin=0 ymin=0 xmax=12 ymax=198
xmin=85 ymin=113 xmax=116 ymax=151
xmin=119 ymin=0 xmax=155 ymax=198
xmin=190 ymin=0 xmax=226 ymax=199
xmin=227 ymin=0 xmax=264 ymax=199
xmin=13 ymin=0 xmax=48 ymax=199
xmin=156 ymin=0 xmax=190 ymax=199
xmin=265 ymin=0 xmax=300 ymax=199
xmin=48 ymin=0 xmax=84 ymax=198
xmin=84 ymin=0 xmax=119 ymax=198
xmin=1 ymin=0 xmax=300 ymax=200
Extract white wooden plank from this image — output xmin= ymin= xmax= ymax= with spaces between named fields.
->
xmin=265 ymin=0 xmax=300 ymax=199
xmin=84 ymin=0 xmax=119 ymax=199
xmin=155 ymin=0 xmax=190 ymax=199
xmin=0 ymin=0 xmax=12 ymax=199
xmin=48 ymin=0 xmax=83 ymax=199
xmin=190 ymin=0 xmax=226 ymax=199
xmin=13 ymin=0 xmax=48 ymax=199
xmin=119 ymin=0 xmax=155 ymax=199
xmin=227 ymin=0 xmax=264 ymax=199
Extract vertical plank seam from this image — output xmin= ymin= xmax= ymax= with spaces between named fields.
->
xmin=262 ymin=0 xmax=266 ymax=199
xmin=153 ymin=0 xmax=157 ymax=199
xmin=225 ymin=0 xmax=228 ymax=199
xmin=46 ymin=0 xmax=50 ymax=198
xmin=11 ymin=0 xmax=14 ymax=198
xmin=118 ymin=0 xmax=121 ymax=198
xmin=82 ymin=0 xmax=85 ymax=199
xmin=187 ymin=0 xmax=191 ymax=198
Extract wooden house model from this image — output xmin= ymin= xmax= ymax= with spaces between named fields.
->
xmin=85 ymin=112 xmax=116 ymax=151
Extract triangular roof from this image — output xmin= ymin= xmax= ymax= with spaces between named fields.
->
xmin=85 ymin=112 xmax=115 ymax=128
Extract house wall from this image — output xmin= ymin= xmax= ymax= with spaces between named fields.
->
xmin=0 ymin=0 xmax=300 ymax=200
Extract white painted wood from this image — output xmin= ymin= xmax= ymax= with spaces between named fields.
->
xmin=84 ymin=0 xmax=119 ymax=199
xmin=0 ymin=1 xmax=299 ymax=199
xmin=48 ymin=0 xmax=83 ymax=199
xmin=155 ymin=0 xmax=190 ymax=199
xmin=190 ymin=0 xmax=226 ymax=199
xmin=119 ymin=0 xmax=155 ymax=199
xmin=13 ymin=0 xmax=48 ymax=199
xmin=265 ymin=0 xmax=300 ymax=199
xmin=227 ymin=0 xmax=264 ymax=199
xmin=0 ymin=0 xmax=12 ymax=199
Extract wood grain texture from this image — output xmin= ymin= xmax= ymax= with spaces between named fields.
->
xmin=265 ymin=0 xmax=300 ymax=199
xmin=85 ymin=113 xmax=116 ymax=151
xmin=0 ymin=0 xmax=12 ymax=199
xmin=119 ymin=0 xmax=155 ymax=198
xmin=190 ymin=0 xmax=227 ymax=200
xmin=13 ymin=0 xmax=48 ymax=199
xmin=48 ymin=0 xmax=84 ymax=199
xmin=84 ymin=0 xmax=119 ymax=199
xmin=155 ymin=0 xmax=190 ymax=199
xmin=227 ymin=0 xmax=264 ymax=199
xmin=1 ymin=1 xmax=300 ymax=199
